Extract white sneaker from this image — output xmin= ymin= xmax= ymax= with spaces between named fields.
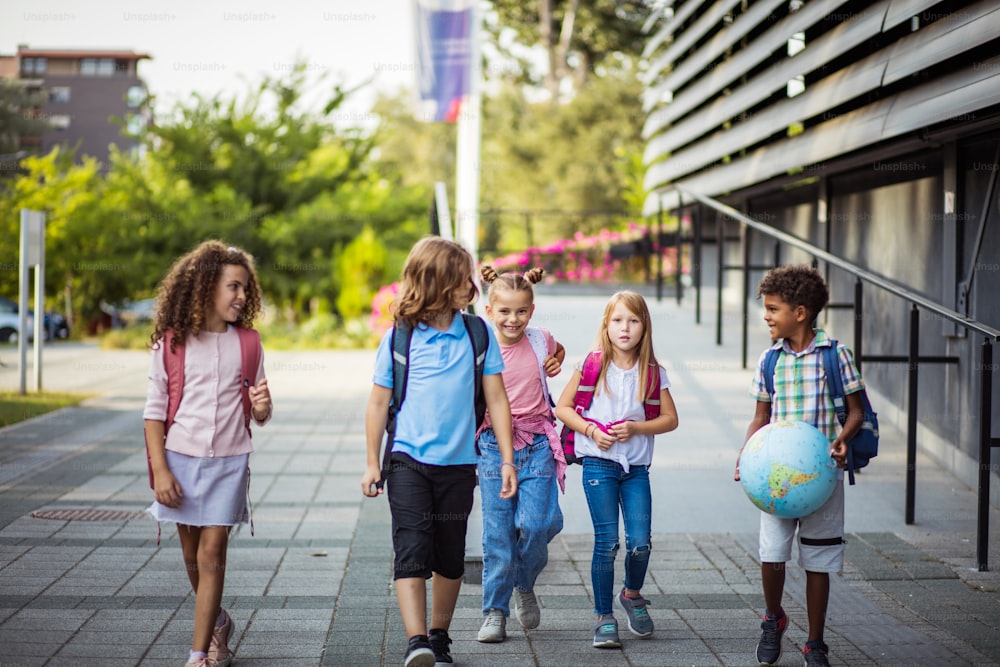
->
xmin=477 ymin=608 xmax=506 ymax=643
xmin=513 ymin=589 xmax=540 ymax=630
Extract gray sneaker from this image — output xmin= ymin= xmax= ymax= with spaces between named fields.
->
xmin=592 ymin=615 xmax=621 ymax=648
xmin=616 ymin=589 xmax=653 ymax=637
xmin=477 ymin=609 xmax=506 ymax=643
xmin=513 ymin=589 xmax=540 ymax=630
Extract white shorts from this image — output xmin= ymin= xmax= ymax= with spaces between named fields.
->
xmin=758 ymin=479 xmax=845 ymax=572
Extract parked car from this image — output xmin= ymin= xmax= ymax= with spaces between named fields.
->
xmin=0 ymin=298 xmax=18 ymax=343
xmin=0 ymin=297 xmax=70 ymax=342
xmin=117 ymin=298 xmax=157 ymax=327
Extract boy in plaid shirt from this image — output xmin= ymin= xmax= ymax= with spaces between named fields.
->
xmin=735 ymin=265 xmax=866 ymax=667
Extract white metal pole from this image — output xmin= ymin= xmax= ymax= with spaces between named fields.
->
xmin=435 ymin=181 xmax=454 ymax=241
xmin=18 ymin=209 xmax=29 ymax=395
xmin=454 ymin=0 xmax=482 ymax=262
xmin=33 ymin=218 xmax=45 ymax=391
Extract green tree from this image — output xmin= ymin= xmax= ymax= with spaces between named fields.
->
xmin=0 ymin=79 xmax=50 ymax=162
xmin=487 ymin=0 xmax=652 ymax=99
xmin=480 ymin=69 xmax=646 ymax=246
xmin=1 ymin=64 xmax=431 ymax=328
xmin=0 ymin=147 xmax=122 ymax=326
xmin=112 ymin=63 xmax=428 ymax=320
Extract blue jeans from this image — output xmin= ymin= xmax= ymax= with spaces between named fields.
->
xmin=478 ymin=429 xmax=563 ymax=615
xmin=582 ymin=457 xmax=652 ymax=615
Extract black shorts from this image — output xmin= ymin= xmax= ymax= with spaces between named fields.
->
xmin=386 ymin=452 xmax=477 ymax=580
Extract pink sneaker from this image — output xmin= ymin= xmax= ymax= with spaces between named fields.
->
xmin=207 ymin=609 xmax=234 ymax=667
xmin=184 ymin=658 xmax=218 ymax=667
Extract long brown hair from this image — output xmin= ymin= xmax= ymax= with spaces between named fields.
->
xmin=594 ymin=291 xmax=658 ymax=402
xmin=394 ymin=237 xmax=478 ymax=328
xmin=149 ymin=240 xmax=262 ymax=352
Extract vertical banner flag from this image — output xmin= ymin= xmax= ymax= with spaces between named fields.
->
xmin=415 ymin=0 xmax=473 ymax=123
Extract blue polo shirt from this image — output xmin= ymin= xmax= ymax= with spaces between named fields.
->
xmin=374 ymin=313 xmax=504 ymax=466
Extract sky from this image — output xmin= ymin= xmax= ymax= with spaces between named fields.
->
xmin=0 ymin=0 xmax=419 ymax=122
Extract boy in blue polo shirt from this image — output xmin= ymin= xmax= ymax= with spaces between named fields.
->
xmin=362 ymin=237 xmax=517 ymax=667
xmin=735 ymin=265 xmax=865 ymax=667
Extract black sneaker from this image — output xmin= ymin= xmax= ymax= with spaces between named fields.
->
xmin=803 ymin=639 xmax=830 ymax=666
xmin=755 ymin=609 xmax=787 ymax=665
xmin=404 ymin=635 xmax=435 ymax=667
xmin=428 ymin=628 xmax=453 ymax=665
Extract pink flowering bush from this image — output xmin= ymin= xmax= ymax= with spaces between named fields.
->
xmin=369 ymin=282 xmax=399 ymax=336
xmin=485 ymin=222 xmax=679 ymax=283
xmin=367 ymin=221 xmax=690 ymax=336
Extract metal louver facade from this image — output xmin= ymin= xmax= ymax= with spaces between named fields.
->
xmin=641 ymin=0 xmax=1000 ymax=213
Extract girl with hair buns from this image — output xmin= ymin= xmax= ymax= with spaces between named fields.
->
xmin=476 ymin=264 xmax=567 ymax=644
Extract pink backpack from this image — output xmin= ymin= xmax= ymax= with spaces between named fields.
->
xmin=559 ymin=350 xmax=660 ymax=464
xmin=145 ymin=327 xmax=261 ymax=488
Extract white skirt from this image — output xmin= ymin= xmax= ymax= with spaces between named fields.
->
xmin=147 ymin=450 xmax=250 ymax=527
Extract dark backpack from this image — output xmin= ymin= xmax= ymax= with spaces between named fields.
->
xmin=762 ymin=340 xmax=879 ymax=485
xmin=379 ymin=313 xmax=489 ymax=483
xmin=145 ymin=327 xmax=261 ymax=489
xmin=558 ymin=350 xmax=661 ymax=465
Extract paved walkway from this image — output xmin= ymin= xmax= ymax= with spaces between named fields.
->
xmin=0 ymin=287 xmax=998 ymax=666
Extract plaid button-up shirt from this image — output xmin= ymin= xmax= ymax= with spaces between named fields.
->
xmin=750 ymin=329 xmax=864 ymax=443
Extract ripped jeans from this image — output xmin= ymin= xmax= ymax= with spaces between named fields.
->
xmin=582 ymin=457 xmax=652 ymax=615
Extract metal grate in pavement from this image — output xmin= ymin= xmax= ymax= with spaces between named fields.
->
xmin=30 ymin=508 xmax=148 ymax=521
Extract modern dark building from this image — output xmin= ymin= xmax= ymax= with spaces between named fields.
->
xmin=641 ymin=1 xmax=1000 ymax=508
xmin=0 ymin=45 xmax=151 ymax=164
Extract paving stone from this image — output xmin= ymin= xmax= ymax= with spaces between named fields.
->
xmin=2 ymin=293 xmax=1000 ymax=665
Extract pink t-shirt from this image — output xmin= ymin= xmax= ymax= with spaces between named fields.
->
xmin=496 ymin=328 xmax=556 ymax=419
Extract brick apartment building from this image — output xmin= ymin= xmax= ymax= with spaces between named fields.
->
xmin=0 ymin=44 xmax=151 ymax=164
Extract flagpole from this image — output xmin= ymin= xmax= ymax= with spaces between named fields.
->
xmin=454 ymin=0 xmax=481 ymax=263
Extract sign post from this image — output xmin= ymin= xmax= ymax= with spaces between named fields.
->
xmin=18 ymin=208 xmax=45 ymax=394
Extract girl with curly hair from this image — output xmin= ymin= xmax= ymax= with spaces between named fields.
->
xmin=144 ymin=240 xmax=272 ymax=667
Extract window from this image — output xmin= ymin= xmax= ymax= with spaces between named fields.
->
xmin=49 ymin=86 xmax=71 ymax=103
xmin=80 ymin=57 xmax=115 ymax=76
xmin=21 ymin=57 xmax=47 ymax=76
xmin=126 ymin=85 xmax=146 ymax=108
xmin=787 ymin=32 xmax=806 ymax=57
xmin=125 ymin=113 xmax=145 ymax=137
xmin=787 ymin=75 xmax=805 ymax=98
xmin=48 ymin=114 xmax=71 ymax=130
xmin=786 ymin=31 xmax=806 ymax=98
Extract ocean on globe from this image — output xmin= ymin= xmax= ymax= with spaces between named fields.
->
xmin=739 ymin=421 xmax=838 ymax=519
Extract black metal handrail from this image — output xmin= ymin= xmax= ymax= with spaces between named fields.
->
xmin=658 ymin=185 xmax=1000 ymax=572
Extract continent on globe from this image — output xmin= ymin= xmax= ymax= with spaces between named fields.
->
xmin=739 ymin=420 xmax=837 ymax=519
xmin=768 ymin=462 xmax=819 ymax=499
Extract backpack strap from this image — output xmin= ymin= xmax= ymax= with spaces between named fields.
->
xmin=461 ymin=313 xmax=489 ymax=430
xmin=820 ymin=339 xmax=857 ymax=483
xmin=380 ymin=322 xmax=413 ymax=480
xmin=236 ymin=327 xmax=261 ymax=435
xmin=643 ymin=363 xmax=661 ymax=420
xmin=150 ymin=330 xmax=185 ymax=490
xmin=762 ymin=347 xmax=780 ymax=399
xmin=574 ymin=351 xmax=602 ymax=416
xmin=390 ymin=322 xmax=413 ymax=412
xmin=163 ymin=329 xmax=185 ymax=432
xmin=524 ymin=326 xmax=553 ymax=406
xmin=820 ymin=340 xmax=848 ymax=424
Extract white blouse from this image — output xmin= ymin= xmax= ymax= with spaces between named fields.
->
xmin=572 ymin=360 xmax=670 ymax=472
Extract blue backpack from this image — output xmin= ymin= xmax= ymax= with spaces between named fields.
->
xmin=762 ymin=340 xmax=878 ymax=485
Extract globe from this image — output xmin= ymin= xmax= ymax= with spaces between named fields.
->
xmin=739 ymin=421 xmax=838 ymax=519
